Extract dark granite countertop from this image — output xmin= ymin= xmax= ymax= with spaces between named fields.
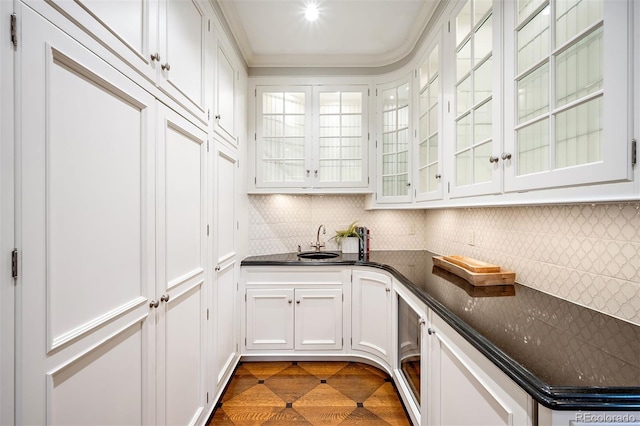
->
xmin=241 ymin=250 xmax=640 ymax=411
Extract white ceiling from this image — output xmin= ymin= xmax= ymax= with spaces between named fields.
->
xmin=217 ymin=0 xmax=440 ymax=68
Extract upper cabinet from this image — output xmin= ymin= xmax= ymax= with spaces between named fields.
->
xmin=214 ymin=45 xmax=238 ymax=145
xmin=376 ymin=76 xmax=413 ymax=203
xmin=502 ymin=0 xmax=632 ymax=192
xmin=449 ymin=0 xmax=502 ymax=198
xmin=27 ymin=0 xmax=211 ymax=123
xmin=251 ymin=84 xmax=371 ymax=192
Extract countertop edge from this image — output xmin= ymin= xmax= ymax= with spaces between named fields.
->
xmin=241 ymin=255 xmax=640 ymax=411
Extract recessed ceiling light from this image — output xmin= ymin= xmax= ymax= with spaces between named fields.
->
xmin=305 ymin=4 xmax=319 ymax=21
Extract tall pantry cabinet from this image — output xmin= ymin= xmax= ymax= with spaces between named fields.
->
xmin=6 ymin=0 xmax=245 ymax=424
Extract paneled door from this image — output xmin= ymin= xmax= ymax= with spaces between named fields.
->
xmin=156 ymin=104 xmax=208 ymax=426
xmin=17 ymin=6 xmax=156 ymax=425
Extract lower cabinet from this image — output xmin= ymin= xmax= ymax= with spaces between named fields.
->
xmin=351 ymin=270 xmax=393 ymax=365
xmin=426 ymin=313 xmax=533 ymax=426
xmin=246 ymin=287 xmax=343 ymax=351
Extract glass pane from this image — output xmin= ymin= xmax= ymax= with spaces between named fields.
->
xmin=456 ymin=114 xmax=472 ymax=151
xmin=474 ymin=14 xmax=492 ymax=63
xmin=397 ymin=174 xmax=409 ymax=196
xmin=428 ymin=164 xmax=439 ymax=191
xmin=556 ymin=27 xmax=603 ymax=107
xmin=263 ymin=137 xmax=282 ymax=159
xmin=263 ymin=92 xmax=283 ymax=114
xmin=430 ymin=77 xmax=439 ymax=105
xmin=419 ymin=167 xmax=428 ymax=192
xmin=319 ymin=137 xmax=340 ymax=159
xmin=342 ymin=92 xmax=362 ymax=113
xmin=342 ymin=115 xmax=361 ymax=137
xmin=556 ymin=96 xmax=602 ymax=169
xmin=283 ymin=138 xmax=304 ymax=159
xmin=263 ymin=115 xmax=283 ymax=137
xmin=319 ymin=92 xmax=340 ymax=114
xmin=556 ymin=0 xmax=603 ymax=47
xmin=284 ymin=92 xmax=305 ymax=114
xmin=420 ymin=58 xmax=430 ymax=90
xmin=284 ymin=115 xmax=305 ymax=137
xmin=429 ymin=46 xmax=439 ymax=79
xmin=398 ymin=151 xmax=408 ymax=174
xmin=474 ymin=142 xmax=493 ymax=183
xmin=383 ymin=111 xmax=396 ymax=133
xmin=456 ymin=149 xmax=472 ymax=186
xmin=319 ymin=160 xmax=340 ymax=182
xmin=419 ymin=114 xmax=428 ymax=142
xmin=318 ymin=115 xmax=339 ymax=137
xmin=456 ymin=0 xmax=472 ymax=46
xmin=457 ymin=40 xmax=472 ymax=81
xmin=263 ymin=160 xmax=304 ymax=183
xmin=518 ymin=0 xmax=545 ymax=24
xmin=398 ymin=106 xmax=409 ymax=129
xmin=429 ymin=106 xmax=438 ymax=137
xmin=398 ymin=83 xmax=410 ymax=107
xmin=517 ymin=63 xmax=549 ymax=123
xmin=383 ymin=176 xmax=395 ymax=196
xmin=383 ymin=88 xmax=397 ymax=111
xmin=383 ymin=154 xmax=397 ymax=175
xmin=383 ymin=132 xmax=396 ymax=154
xmin=341 ymin=138 xmax=361 ymax=158
xmin=474 ymin=99 xmax=492 ymax=143
xmin=429 ymin=134 xmax=439 ymax=164
xmin=456 ymin=76 xmax=472 ymax=116
xmin=341 ymin=159 xmax=361 ymax=182
xmin=474 ymin=57 xmax=492 ymax=104
xmin=517 ymin=119 xmax=549 ymax=175
xmin=419 ymin=141 xmax=428 ymax=167
xmin=398 ymin=129 xmax=409 ymax=152
xmin=474 ymin=0 xmax=492 ymax=24
xmin=517 ymin=6 xmax=550 ymax=73
xmin=420 ymin=90 xmax=429 ymax=116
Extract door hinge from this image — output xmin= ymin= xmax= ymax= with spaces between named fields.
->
xmin=208 ymin=20 xmax=211 ymax=31
xmin=237 ymin=221 xmax=240 ymax=230
xmin=254 ymin=133 xmax=256 ymax=141
xmin=448 ymin=182 xmax=451 ymax=193
xmin=206 ymin=140 xmax=209 ymax=152
xmin=11 ymin=249 xmax=18 ymax=278
xmin=245 ymin=293 xmax=247 ymax=301
xmin=206 ymin=392 xmax=209 ymax=404
xmin=367 ymin=132 xmax=370 ymax=141
xmin=208 ymin=109 xmax=210 ymax=121
xmin=367 ymin=177 xmax=370 ymax=185
xmin=367 ymin=89 xmax=370 ymax=96
xmin=254 ymin=177 xmax=257 ymax=184
xmin=342 ymin=294 xmax=344 ymax=302
xmin=207 ymin=224 xmax=210 ymax=236
xmin=448 ymin=21 xmax=451 ymax=33
xmin=632 ymin=139 xmax=637 ymax=167
xmin=447 ymin=101 xmax=450 ymax=113
xmin=245 ymin=337 xmax=247 ymax=345
xmin=10 ymin=13 xmax=17 ymax=49
xmin=207 ymin=308 xmax=209 ymax=320
xmin=414 ymin=69 xmax=417 ymax=78
xmin=255 ymin=89 xmax=257 ymax=97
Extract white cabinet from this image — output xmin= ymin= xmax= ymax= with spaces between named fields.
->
xmin=376 ymin=75 xmax=413 ymax=203
xmin=251 ymin=84 xmax=371 ymax=192
xmin=25 ymin=0 xmax=211 ymax=123
xmin=351 ymin=270 xmax=393 ymax=364
xmin=214 ymin=45 xmax=237 ymax=144
xmin=15 ymin=8 xmax=212 ymax=424
xmin=246 ymin=288 xmax=343 ymax=351
xmin=426 ymin=313 xmax=533 ymax=426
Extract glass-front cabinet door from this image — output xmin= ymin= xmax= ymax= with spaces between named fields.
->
xmin=450 ymin=0 xmax=502 ymax=198
xmin=377 ymin=76 xmax=412 ymax=203
xmin=255 ymin=86 xmax=312 ymax=188
xmin=313 ymin=86 xmax=369 ymax=188
xmin=415 ymin=37 xmax=443 ymax=202
xmin=503 ymin=0 xmax=631 ymax=192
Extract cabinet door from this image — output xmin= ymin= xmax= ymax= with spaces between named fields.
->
xmin=214 ymin=262 xmax=236 ymax=386
xmin=246 ymin=289 xmax=295 ymax=350
xmin=156 ymin=104 xmax=208 ymax=426
xmin=215 ymin=46 xmax=236 ymax=143
xmin=377 ymin=76 xmax=413 ymax=203
xmin=352 ymin=270 xmax=392 ymax=363
xmin=157 ymin=0 xmax=209 ymax=121
xmin=17 ymin=6 xmax=156 ymax=424
xmin=448 ymin=0 xmax=502 ymax=198
xmin=503 ymin=0 xmax=632 ymax=192
xmin=295 ymin=289 xmax=343 ymax=350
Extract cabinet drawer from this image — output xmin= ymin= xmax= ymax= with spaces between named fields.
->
xmin=245 ymin=268 xmax=345 ymax=286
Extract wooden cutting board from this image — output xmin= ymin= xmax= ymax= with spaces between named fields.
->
xmin=442 ymin=255 xmax=501 ymax=273
xmin=433 ymin=256 xmax=515 ymax=286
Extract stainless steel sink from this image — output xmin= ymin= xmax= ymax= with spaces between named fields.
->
xmin=297 ymin=251 xmax=340 ymax=260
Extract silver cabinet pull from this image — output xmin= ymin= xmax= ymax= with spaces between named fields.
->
xmin=501 ymin=152 xmax=512 ymax=160
xmin=150 ymin=300 xmax=159 ymax=308
xmin=161 ymin=62 xmax=171 ymax=71
xmin=489 ymin=156 xmax=499 ymax=163
xmin=160 ymin=294 xmax=170 ymax=303
xmin=150 ymin=53 xmax=161 ymax=62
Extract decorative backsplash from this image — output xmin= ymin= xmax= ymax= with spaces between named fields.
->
xmin=247 ymin=195 xmax=640 ymax=326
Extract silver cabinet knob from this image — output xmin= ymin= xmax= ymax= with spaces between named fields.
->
xmin=406 ymin=182 xmax=411 ymax=187
xmin=160 ymin=294 xmax=170 ymax=303
xmin=427 ymin=328 xmax=436 ymax=335
xmin=215 ymin=266 xmax=221 ymax=272
xmin=435 ymin=174 xmax=442 ymax=179
xmin=215 ymin=114 xmax=221 ymax=120
xmin=314 ymin=170 xmax=318 ymax=176
xmin=161 ymin=62 xmax=171 ymax=71
xmin=501 ymin=152 xmax=512 ymax=160
xmin=150 ymin=53 xmax=161 ymax=62
xmin=385 ymin=287 xmax=391 ymax=293
xmin=150 ymin=300 xmax=159 ymax=308
xmin=306 ymin=169 xmax=310 ymax=176
xmin=296 ymin=300 xmax=301 ymax=304
xmin=489 ymin=156 xmax=499 ymax=163
xmin=419 ymin=317 xmax=426 ymax=325
xmin=288 ymin=299 xmax=292 ymax=304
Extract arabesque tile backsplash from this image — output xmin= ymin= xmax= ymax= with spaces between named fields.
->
xmin=248 ymin=195 xmax=640 ymax=326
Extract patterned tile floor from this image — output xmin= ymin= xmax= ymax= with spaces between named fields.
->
xmin=208 ymin=361 xmax=412 ymax=425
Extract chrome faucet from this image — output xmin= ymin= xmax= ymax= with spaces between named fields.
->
xmin=311 ymin=224 xmax=326 ymax=251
